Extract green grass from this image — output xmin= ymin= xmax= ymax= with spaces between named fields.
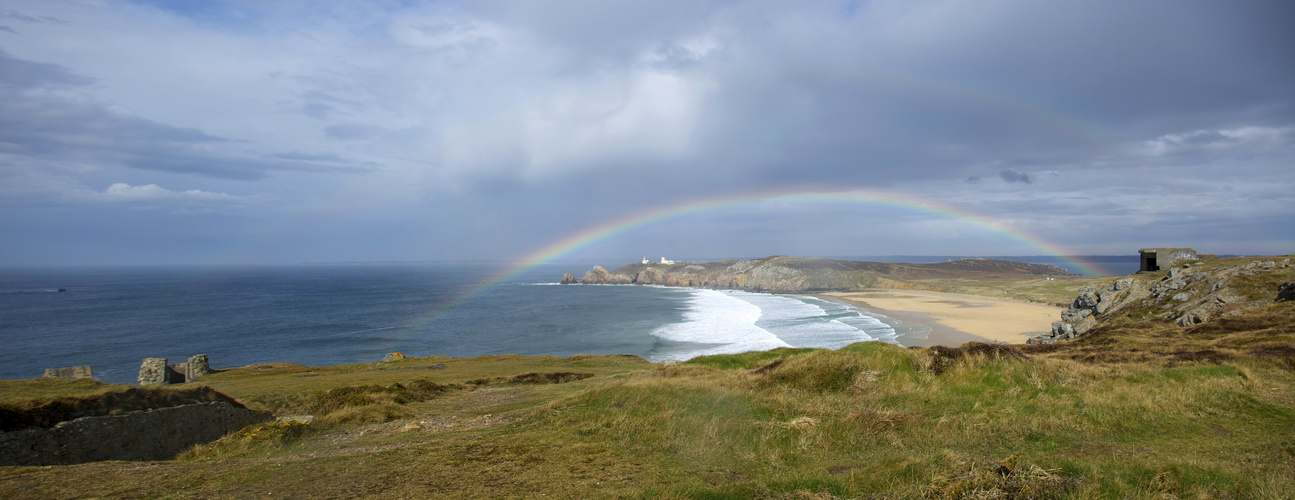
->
xmin=3 ymin=301 xmax=1294 ymax=498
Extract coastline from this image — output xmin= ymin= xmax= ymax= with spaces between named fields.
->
xmin=818 ymin=289 xmax=1061 ymax=346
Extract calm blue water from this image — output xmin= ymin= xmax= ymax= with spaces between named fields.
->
xmin=0 ymin=264 xmax=916 ymax=384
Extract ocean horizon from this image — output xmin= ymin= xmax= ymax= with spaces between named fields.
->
xmin=0 ymin=256 xmax=1132 ymax=384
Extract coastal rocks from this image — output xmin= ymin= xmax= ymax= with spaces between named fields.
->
xmin=43 ymin=366 xmax=92 ymax=380
xmin=1072 ymin=287 xmax=1099 ymax=309
xmin=1073 ymin=316 xmax=1098 ymax=335
xmin=1060 ymin=308 xmax=1089 ymax=323
xmin=382 ymin=352 xmax=405 ymax=363
xmin=727 ymin=260 xmax=758 ymax=274
xmin=635 ymin=267 xmax=665 ymax=284
xmin=1031 ymin=282 xmax=1132 ymax=344
xmin=560 ymin=273 xmax=578 ymax=284
xmin=579 ymin=265 xmax=633 ymax=285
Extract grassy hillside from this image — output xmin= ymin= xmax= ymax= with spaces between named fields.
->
xmin=3 ymin=299 xmax=1293 ymax=498
xmin=4 ymin=261 xmax=1293 ymax=498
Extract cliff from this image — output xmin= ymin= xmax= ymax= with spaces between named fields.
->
xmin=568 ymin=255 xmax=1070 ymax=293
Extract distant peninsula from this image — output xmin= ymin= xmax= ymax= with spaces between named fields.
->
xmin=562 ymin=255 xmax=1071 ymax=293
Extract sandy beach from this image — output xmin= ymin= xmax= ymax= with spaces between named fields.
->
xmin=820 ymin=290 xmax=1061 ymax=346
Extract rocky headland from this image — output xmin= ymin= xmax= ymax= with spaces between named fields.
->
xmin=1034 ymin=256 xmax=1293 ymax=344
xmin=563 ymin=255 xmax=1070 ymax=293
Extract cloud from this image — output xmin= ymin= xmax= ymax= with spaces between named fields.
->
xmin=1 ymin=0 xmax=1293 ymax=263
xmin=0 ymin=50 xmax=371 ymax=180
xmin=999 ymin=169 xmax=1032 ymax=184
xmin=1145 ymin=126 xmax=1295 ymax=158
xmin=1 ymin=10 xmax=66 ymax=24
xmin=0 ymin=48 xmax=96 ymax=88
xmin=98 ymin=182 xmax=241 ymax=202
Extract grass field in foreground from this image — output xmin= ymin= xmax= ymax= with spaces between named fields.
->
xmin=3 ymin=297 xmax=1293 ymax=499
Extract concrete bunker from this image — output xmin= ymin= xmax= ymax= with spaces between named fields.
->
xmin=1139 ymin=248 xmax=1197 ymax=272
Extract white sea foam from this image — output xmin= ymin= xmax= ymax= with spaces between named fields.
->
xmin=649 ymin=289 xmax=791 ymax=359
xmin=648 ymin=289 xmax=904 ymax=361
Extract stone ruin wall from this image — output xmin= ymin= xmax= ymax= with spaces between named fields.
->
xmin=139 ymin=354 xmax=210 ymax=386
xmin=42 ymin=366 xmax=92 ymax=380
xmin=0 ymin=402 xmax=273 ymax=466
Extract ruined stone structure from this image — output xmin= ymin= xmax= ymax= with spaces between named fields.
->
xmin=186 ymin=354 xmax=210 ymax=381
xmin=0 ymin=402 xmax=272 ymax=465
xmin=138 ymin=358 xmax=169 ymax=386
xmin=1139 ymin=247 xmax=1197 ymax=272
xmin=43 ymin=366 xmax=92 ymax=380
xmin=138 ymin=355 xmax=210 ymax=386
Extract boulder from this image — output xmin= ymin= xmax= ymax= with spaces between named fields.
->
xmin=1072 ymin=287 xmax=1099 ymax=309
xmin=1177 ymin=312 xmax=1205 ymax=327
xmin=382 ymin=352 xmax=405 ymax=363
xmin=1061 ymin=309 xmax=1091 ymax=322
xmin=1072 ymin=317 xmax=1098 ymax=335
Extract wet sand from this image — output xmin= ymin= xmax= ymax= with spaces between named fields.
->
xmin=819 ymin=290 xmax=1061 ymax=346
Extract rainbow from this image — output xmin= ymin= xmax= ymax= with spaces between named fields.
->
xmin=400 ymin=188 xmax=1102 ymax=344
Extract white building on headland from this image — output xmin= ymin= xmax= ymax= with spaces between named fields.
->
xmin=642 ymin=256 xmax=676 ymax=265
xmin=641 ymin=257 xmax=649 ymax=264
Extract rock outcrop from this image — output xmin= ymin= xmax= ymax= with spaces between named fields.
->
xmin=1030 ymin=257 xmax=1294 ymax=344
xmin=580 ymin=265 xmax=633 ymax=285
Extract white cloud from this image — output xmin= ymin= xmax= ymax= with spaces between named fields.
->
xmin=99 ymin=183 xmax=241 ymax=202
xmin=1145 ymin=125 xmax=1295 ymax=157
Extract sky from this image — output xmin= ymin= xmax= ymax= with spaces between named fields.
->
xmin=1 ymin=0 xmax=1292 ymax=266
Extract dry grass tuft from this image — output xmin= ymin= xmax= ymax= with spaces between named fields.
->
xmin=180 ymin=420 xmax=310 ymax=461
xmin=507 ymin=372 xmax=594 ymax=384
xmin=925 ymin=342 xmax=1025 ymax=375
xmin=922 ymin=454 xmax=1080 ymax=499
xmin=303 ymin=378 xmax=458 ymax=425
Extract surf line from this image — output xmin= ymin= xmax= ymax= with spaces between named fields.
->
xmin=390 ymin=188 xmax=1100 ymax=349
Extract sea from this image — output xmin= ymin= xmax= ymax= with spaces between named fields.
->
xmin=0 ymin=256 xmax=1137 ymax=384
